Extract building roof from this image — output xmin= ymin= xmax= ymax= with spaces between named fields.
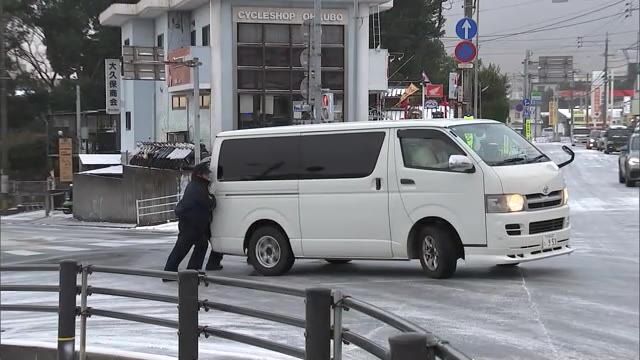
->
xmin=217 ymin=119 xmax=500 ymax=138
xmin=79 ymin=154 xmax=121 ymax=166
xmin=101 ymin=0 xmax=394 ymax=27
xmin=79 ymin=165 xmax=123 ymax=175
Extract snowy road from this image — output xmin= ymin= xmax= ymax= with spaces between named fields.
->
xmin=1 ymin=144 xmax=638 ymax=360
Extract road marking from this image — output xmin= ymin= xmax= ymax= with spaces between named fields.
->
xmin=4 ymin=250 xmax=43 ymax=256
xmin=89 ymin=242 xmax=130 ymax=248
xmin=42 ymin=246 xmax=90 ymax=252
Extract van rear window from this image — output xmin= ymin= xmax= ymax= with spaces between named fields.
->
xmin=217 ymin=132 xmax=385 ymax=181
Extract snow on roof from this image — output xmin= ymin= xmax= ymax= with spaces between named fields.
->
xmin=79 ymin=165 xmax=123 ymax=175
xmin=79 ymin=154 xmax=121 ymax=166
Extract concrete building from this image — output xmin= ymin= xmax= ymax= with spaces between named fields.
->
xmin=99 ymin=0 xmax=392 ymax=155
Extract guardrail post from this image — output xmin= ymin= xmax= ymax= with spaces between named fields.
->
xmin=58 ymin=260 xmax=78 ymax=360
xmin=332 ymin=290 xmax=343 ymax=360
xmin=178 ymin=270 xmax=199 ymax=360
xmin=305 ymin=288 xmax=332 ymax=360
xmin=79 ymin=265 xmax=90 ymax=360
xmin=389 ymin=333 xmax=433 ymax=360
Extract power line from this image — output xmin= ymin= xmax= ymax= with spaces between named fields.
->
xmin=483 ymin=11 xmax=628 ymax=43
xmin=481 ymin=0 xmax=627 ymax=37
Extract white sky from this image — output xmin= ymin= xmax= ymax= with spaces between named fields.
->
xmin=441 ymin=0 xmax=639 ymax=77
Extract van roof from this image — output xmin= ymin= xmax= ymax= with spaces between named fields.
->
xmin=217 ymin=119 xmax=501 ymax=138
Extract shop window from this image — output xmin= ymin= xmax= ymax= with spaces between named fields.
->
xmin=264 ymin=70 xmax=290 ymax=90
xmin=321 ymin=48 xmax=344 ymax=68
xmin=190 ymin=30 xmax=196 ymax=46
xmin=172 ymin=95 xmax=188 ymax=110
xmin=157 ymin=33 xmax=164 ymax=48
xmin=265 ymin=47 xmax=290 ymax=67
xmin=238 ymin=70 xmax=263 ymax=90
xmin=321 ymin=25 xmax=344 ymax=45
xmin=167 ymin=131 xmax=188 ymax=143
xmin=238 ymin=47 xmax=263 ymax=66
xmin=200 ymin=94 xmax=211 ymax=109
xmin=264 ymin=24 xmax=289 ymax=44
xmin=322 ymin=71 xmax=345 ymax=90
xmin=238 ymin=94 xmax=263 ymax=129
xmin=238 ymin=23 xmax=262 ymax=43
xmin=202 ymin=25 xmax=210 ymax=46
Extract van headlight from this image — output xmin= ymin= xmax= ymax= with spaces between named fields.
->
xmin=562 ymin=188 xmax=569 ymax=205
xmin=486 ymin=194 xmax=525 ymax=213
xmin=628 ymin=158 xmax=639 ymax=166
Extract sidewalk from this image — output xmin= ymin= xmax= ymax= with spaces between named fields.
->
xmin=1 ymin=210 xmax=136 ymax=229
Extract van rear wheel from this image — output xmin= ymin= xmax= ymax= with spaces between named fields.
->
xmin=248 ymin=226 xmax=294 ymax=276
xmin=417 ymin=226 xmax=457 ymax=279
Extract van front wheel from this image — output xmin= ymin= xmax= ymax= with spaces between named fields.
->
xmin=418 ymin=226 xmax=457 ymax=279
xmin=248 ymin=226 xmax=294 ymax=276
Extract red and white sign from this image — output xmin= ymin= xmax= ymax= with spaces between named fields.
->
xmin=426 ymin=84 xmax=444 ymax=98
xmin=167 ymin=47 xmax=191 ymax=87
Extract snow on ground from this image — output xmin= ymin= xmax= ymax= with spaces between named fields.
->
xmin=135 ymin=221 xmax=179 ymax=233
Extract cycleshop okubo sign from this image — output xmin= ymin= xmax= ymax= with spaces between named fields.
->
xmin=105 ymin=59 xmax=121 ymax=115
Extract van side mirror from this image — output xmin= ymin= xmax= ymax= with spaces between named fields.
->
xmin=449 ymin=155 xmax=475 ymax=173
xmin=621 ymin=145 xmax=629 ymax=153
xmin=557 ymin=145 xmax=575 ymax=169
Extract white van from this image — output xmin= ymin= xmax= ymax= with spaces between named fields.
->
xmin=210 ymin=120 xmax=574 ymax=278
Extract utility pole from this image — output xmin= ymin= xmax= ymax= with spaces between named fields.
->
xmin=570 ymin=79 xmax=575 ymax=146
xmin=473 ymin=0 xmax=480 ymax=118
xmin=0 ymin=0 xmax=9 ymax=199
xmin=463 ymin=0 xmax=473 ymax=116
xmin=311 ymin=0 xmax=322 ymax=123
xmin=523 ymin=49 xmax=530 ymax=136
xmin=193 ymin=57 xmax=201 ymax=165
xmin=76 ymin=84 xmax=83 ymax=155
xmin=602 ymin=32 xmax=609 ymax=128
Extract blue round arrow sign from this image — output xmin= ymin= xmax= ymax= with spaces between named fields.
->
xmin=454 ymin=41 xmax=477 ymax=63
xmin=455 ymin=17 xmax=478 ymax=40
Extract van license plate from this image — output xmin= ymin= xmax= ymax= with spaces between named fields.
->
xmin=543 ymin=234 xmax=558 ymax=249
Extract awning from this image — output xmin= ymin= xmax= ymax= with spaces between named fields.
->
xmin=79 ymin=154 xmax=121 ymax=166
xmin=79 ymin=165 xmax=123 ymax=175
xmin=167 ymin=148 xmax=192 ymax=160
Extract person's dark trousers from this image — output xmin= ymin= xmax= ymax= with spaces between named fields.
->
xmin=164 ymin=221 xmax=208 ymax=272
xmin=205 ymin=249 xmax=224 ymax=270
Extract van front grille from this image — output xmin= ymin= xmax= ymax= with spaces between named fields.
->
xmin=526 ymin=191 xmax=562 ymax=210
xmin=529 ymin=218 xmax=564 ymax=234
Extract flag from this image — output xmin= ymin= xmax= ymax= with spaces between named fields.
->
xmin=395 ymin=83 xmax=419 ymax=107
xmin=422 ymin=71 xmax=431 ymax=84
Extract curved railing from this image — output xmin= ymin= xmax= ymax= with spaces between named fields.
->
xmin=0 ymin=260 xmax=472 ymax=360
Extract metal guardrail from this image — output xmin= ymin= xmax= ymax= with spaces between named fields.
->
xmin=135 ymin=194 xmax=181 ymax=225
xmin=0 ymin=260 xmax=473 ymax=360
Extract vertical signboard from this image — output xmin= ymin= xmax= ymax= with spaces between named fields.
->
xmin=448 ymin=73 xmax=458 ymax=99
xmin=549 ymin=100 xmax=558 ymax=127
xmin=525 ymin=119 xmax=532 ymax=140
xmin=59 ymin=138 xmax=73 ymax=183
xmin=591 ymin=71 xmax=604 ymax=121
xmin=105 ymin=59 xmax=121 ymax=114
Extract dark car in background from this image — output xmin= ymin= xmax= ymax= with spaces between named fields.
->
xmin=586 ymin=129 xmax=601 ymax=150
xmin=602 ymin=126 xmax=631 ymax=154
xmin=619 ymin=134 xmax=640 ymax=187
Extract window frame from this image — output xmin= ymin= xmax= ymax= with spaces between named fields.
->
xmin=397 ymin=129 xmax=467 ymax=172
xmin=190 ymin=30 xmax=196 ymax=46
xmin=202 ymin=25 xmax=210 ymax=46
xmin=157 ymin=33 xmax=164 ymax=48
xmin=125 ymin=111 xmax=131 ymax=131
xmin=172 ymin=95 xmax=188 ymax=110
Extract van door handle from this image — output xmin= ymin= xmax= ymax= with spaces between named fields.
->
xmin=400 ymin=178 xmax=415 ymax=185
xmin=375 ymin=178 xmax=382 ymax=190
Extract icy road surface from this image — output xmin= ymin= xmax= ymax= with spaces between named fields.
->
xmin=1 ymin=144 xmax=638 ymax=360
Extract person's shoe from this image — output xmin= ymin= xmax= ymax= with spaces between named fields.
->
xmin=206 ymin=265 xmax=223 ymax=271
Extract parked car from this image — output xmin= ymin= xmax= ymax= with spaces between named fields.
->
xmin=596 ymin=131 xmax=607 ymax=151
xmin=619 ymin=134 xmax=640 ymax=187
xmin=586 ymin=129 xmax=601 ymax=150
xmin=602 ymin=126 xmax=632 ymax=154
xmin=541 ymin=127 xmax=554 ymax=139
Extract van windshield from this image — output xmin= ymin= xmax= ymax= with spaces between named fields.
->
xmin=450 ymin=123 xmax=549 ymax=166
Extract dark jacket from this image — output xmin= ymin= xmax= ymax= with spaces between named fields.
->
xmin=175 ymin=177 xmax=216 ymax=232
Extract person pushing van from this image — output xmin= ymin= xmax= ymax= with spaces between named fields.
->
xmin=163 ymin=162 xmax=223 ymax=280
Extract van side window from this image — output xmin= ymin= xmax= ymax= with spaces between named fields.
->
xmin=301 ymin=132 xmax=385 ymax=179
xmin=398 ymin=129 xmax=464 ymax=171
xmin=218 ymin=136 xmax=300 ymax=181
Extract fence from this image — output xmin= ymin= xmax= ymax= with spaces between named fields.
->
xmin=135 ymin=194 xmax=181 ymax=225
xmin=0 ymin=261 xmax=472 ymax=360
